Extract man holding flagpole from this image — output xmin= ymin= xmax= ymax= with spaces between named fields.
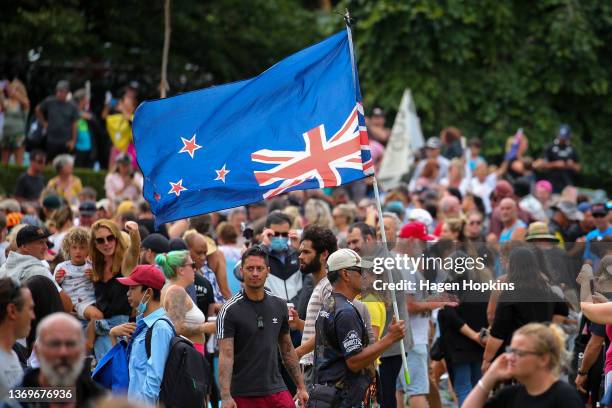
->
xmin=133 ymin=14 xmax=412 ymax=399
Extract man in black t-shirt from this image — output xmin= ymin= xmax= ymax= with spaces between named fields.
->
xmin=217 ymin=245 xmax=308 ymax=408
xmin=35 ymin=80 xmax=79 ymax=162
xmin=14 ymin=150 xmax=46 ymax=202
xmin=540 ymin=124 xmax=580 ymax=193
xmin=313 ymin=249 xmax=405 ymax=408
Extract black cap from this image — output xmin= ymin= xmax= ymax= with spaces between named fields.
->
xmin=42 ymin=195 xmax=62 ymax=210
xmin=79 ymin=201 xmax=97 ymax=216
xmin=169 ymin=238 xmax=188 ymax=251
xmin=17 ymin=225 xmax=51 ymax=247
xmin=142 ymin=233 xmax=171 ymax=254
xmin=592 ymin=203 xmax=608 ymax=216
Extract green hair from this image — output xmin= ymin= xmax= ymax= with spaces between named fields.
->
xmin=155 ymin=250 xmax=189 ymax=279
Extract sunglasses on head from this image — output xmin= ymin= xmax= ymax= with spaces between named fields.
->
xmin=95 ymin=235 xmax=116 ymax=245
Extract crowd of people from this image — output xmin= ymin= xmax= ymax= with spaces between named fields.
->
xmin=0 ymin=78 xmax=611 ymax=408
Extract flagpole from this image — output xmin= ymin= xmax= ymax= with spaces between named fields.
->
xmin=343 ymin=9 xmax=411 ymax=385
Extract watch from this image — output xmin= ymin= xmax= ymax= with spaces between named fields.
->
xmin=577 ymin=370 xmax=587 ymax=376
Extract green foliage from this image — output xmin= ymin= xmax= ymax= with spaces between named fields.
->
xmin=0 ymin=165 xmax=107 ymax=199
xmin=339 ymin=0 xmax=612 ymax=191
xmin=2 ymin=0 xmax=611 ymax=191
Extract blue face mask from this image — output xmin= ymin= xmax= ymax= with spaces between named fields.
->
xmin=270 ymin=236 xmax=289 ymax=252
xmin=136 ymin=290 xmax=151 ymax=315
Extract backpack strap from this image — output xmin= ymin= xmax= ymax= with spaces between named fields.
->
xmin=145 ymin=317 xmax=176 ymax=359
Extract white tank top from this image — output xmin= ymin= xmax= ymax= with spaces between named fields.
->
xmin=184 ymin=298 xmax=206 ymax=326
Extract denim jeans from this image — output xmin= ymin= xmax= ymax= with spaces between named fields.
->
xmin=93 ymin=314 xmax=130 ymax=360
xmin=451 ymin=361 xmax=482 ymax=407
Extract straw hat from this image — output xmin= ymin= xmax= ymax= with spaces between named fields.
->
xmin=525 ymin=222 xmax=558 ymax=242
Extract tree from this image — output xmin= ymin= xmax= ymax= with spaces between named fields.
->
xmin=338 ymin=0 xmax=612 ymax=190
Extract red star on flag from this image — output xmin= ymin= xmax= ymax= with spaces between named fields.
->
xmin=214 ymin=164 xmax=230 ymax=183
xmin=178 ymin=134 xmax=202 ymax=159
xmin=168 ymin=179 xmax=187 ymax=196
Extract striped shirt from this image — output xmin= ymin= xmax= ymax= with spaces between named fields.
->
xmin=300 ymin=276 xmax=332 ymax=365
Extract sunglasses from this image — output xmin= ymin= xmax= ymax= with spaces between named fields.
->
xmin=273 ymin=232 xmax=289 ymax=238
xmin=469 ymin=220 xmax=482 ymax=225
xmin=183 ymin=262 xmax=197 ymax=269
xmin=345 ymin=267 xmax=363 ymax=275
xmin=95 ymin=235 xmax=116 ymax=245
xmin=593 ymin=213 xmax=607 ymax=218
xmin=505 ymin=346 xmax=542 ymax=358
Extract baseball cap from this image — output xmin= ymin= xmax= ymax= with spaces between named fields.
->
xmin=56 ymin=80 xmax=70 ymax=92
xmin=551 ymin=200 xmax=583 ymax=221
xmin=42 ymin=195 xmax=62 ymax=210
xmin=557 ymin=124 xmax=571 ymax=140
xmin=117 ymin=265 xmax=166 ymax=290
xmin=115 ymin=153 xmax=131 ymax=164
xmin=591 ymin=203 xmax=608 ymax=216
xmin=399 ymin=221 xmax=436 ymax=241
xmin=79 ymin=201 xmax=97 ymax=216
xmin=16 ymin=225 xmax=51 ymax=247
xmin=371 ymin=107 xmax=385 ymax=117
xmin=327 ymin=248 xmax=363 ymax=272
xmin=408 ymin=208 xmax=433 ymax=229
xmin=169 ymin=238 xmax=188 ymax=251
xmin=116 ymin=200 xmax=135 ymax=216
xmin=425 ymin=137 xmax=441 ymax=149
xmin=141 ymin=233 xmax=170 ymax=254
xmin=97 ymin=199 xmax=111 ymax=213
xmin=0 ymin=199 xmax=20 ymax=213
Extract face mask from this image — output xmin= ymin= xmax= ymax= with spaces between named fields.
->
xmin=270 ymin=236 xmax=289 ymax=252
xmin=136 ymin=290 xmax=151 ymax=315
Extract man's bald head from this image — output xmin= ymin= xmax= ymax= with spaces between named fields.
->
xmin=184 ymin=230 xmax=208 ymax=269
xmin=499 ymin=197 xmax=518 ymax=225
xmin=36 ymin=312 xmax=83 ymax=341
xmin=440 ymin=195 xmax=461 ymax=217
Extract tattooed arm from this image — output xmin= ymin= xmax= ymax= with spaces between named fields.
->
xmin=163 ymin=286 xmax=206 ymax=338
xmin=279 ymin=331 xmax=309 ymax=406
xmin=218 ymin=338 xmax=237 ymax=408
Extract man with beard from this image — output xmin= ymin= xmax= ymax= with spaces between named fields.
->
xmin=18 ymin=312 xmax=105 ymax=407
xmin=139 ymin=233 xmax=170 ymax=265
xmin=288 ymin=225 xmax=337 ymax=386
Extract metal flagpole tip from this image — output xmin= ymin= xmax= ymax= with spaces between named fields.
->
xmin=343 ymin=8 xmax=353 ymax=27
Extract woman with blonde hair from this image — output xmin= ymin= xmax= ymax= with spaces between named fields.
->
xmin=157 ymin=250 xmax=215 ymax=354
xmin=332 ymin=203 xmax=356 ymax=245
xmin=88 ymin=218 xmax=140 ymax=359
xmin=2 ymin=79 xmax=29 ymax=164
xmin=304 ymin=198 xmax=333 ymax=229
xmin=463 ymin=323 xmax=582 ymax=407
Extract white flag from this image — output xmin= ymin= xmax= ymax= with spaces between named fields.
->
xmin=378 ymin=89 xmax=424 ymax=189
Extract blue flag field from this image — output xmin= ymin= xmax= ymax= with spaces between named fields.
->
xmin=133 ymin=30 xmax=373 ymax=225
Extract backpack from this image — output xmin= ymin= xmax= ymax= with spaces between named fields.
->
xmin=145 ymin=317 xmax=210 ymax=408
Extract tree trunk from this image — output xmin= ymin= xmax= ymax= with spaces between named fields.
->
xmin=160 ymin=0 xmax=171 ymax=98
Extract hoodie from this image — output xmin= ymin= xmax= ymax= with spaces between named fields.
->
xmin=0 ymin=251 xmax=58 ymax=289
